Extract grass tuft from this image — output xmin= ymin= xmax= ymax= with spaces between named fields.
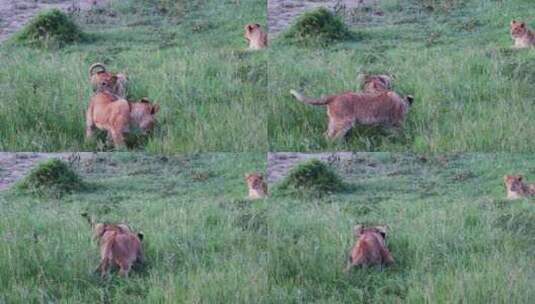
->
xmin=277 ymin=159 xmax=347 ymax=196
xmin=14 ymin=9 xmax=86 ymax=48
xmin=282 ymin=7 xmax=353 ymax=46
xmin=16 ymin=159 xmax=85 ymax=198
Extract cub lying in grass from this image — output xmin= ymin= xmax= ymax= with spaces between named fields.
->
xmin=345 ymin=225 xmax=394 ymax=271
xmin=245 ymin=173 xmax=268 ymax=199
xmin=89 ymin=63 xmax=127 ymax=97
xmin=504 ymin=175 xmax=535 ymax=199
xmin=510 ymin=20 xmax=535 ymax=48
xmin=82 ymin=213 xmax=144 ymax=279
xmin=290 ymin=89 xmax=413 ymax=140
xmin=244 ymin=23 xmax=268 ymax=50
xmin=85 ymin=91 xmax=159 ymax=148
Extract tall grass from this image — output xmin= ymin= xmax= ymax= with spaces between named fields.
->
xmin=268 ymin=0 xmax=535 ymax=152
xmin=1 ymin=152 xmax=534 ymax=302
xmin=0 ymin=0 xmax=267 ymax=152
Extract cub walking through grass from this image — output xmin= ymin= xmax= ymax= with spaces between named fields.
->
xmin=290 ymin=89 xmax=413 ymax=140
xmin=345 ymin=225 xmax=394 ymax=271
xmin=82 ymin=213 xmax=144 ymax=279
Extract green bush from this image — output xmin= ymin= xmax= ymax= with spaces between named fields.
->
xmin=277 ymin=159 xmax=347 ymax=197
xmin=14 ymin=9 xmax=85 ymax=48
xmin=17 ymin=159 xmax=85 ymax=197
xmin=282 ymin=7 xmax=353 ymax=46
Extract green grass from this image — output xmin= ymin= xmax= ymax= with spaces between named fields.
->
xmin=0 ymin=0 xmax=267 ymax=152
xmin=1 ymin=152 xmax=534 ymax=302
xmin=268 ymin=0 xmax=535 ymax=152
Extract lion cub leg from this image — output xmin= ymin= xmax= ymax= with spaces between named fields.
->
xmin=109 ymin=129 xmax=126 ymax=148
xmin=85 ymin=103 xmax=95 ymax=140
xmin=118 ymin=262 xmax=131 ymax=278
xmin=97 ymin=257 xmax=111 ymax=279
xmin=326 ymin=120 xmax=354 ymax=140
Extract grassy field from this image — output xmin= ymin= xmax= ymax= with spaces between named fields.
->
xmin=1 ymin=152 xmax=534 ymax=303
xmin=268 ymin=0 xmax=535 ymax=152
xmin=0 ymin=0 xmax=267 ymax=152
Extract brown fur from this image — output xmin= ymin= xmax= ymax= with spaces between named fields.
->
xmin=290 ymin=89 xmax=413 ymax=140
xmin=245 ymin=173 xmax=268 ymax=199
xmin=244 ymin=23 xmax=268 ymax=50
xmin=345 ymin=225 xmax=394 ymax=271
xmin=86 ymin=92 xmax=159 ymax=148
xmin=358 ymin=74 xmax=393 ymax=93
xmin=81 ymin=214 xmax=144 ymax=279
xmin=504 ymin=175 xmax=535 ymax=199
xmin=89 ymin=63 xmax=127 ymax=97
xmin=510 ymin=20 xmax=535 ymax=48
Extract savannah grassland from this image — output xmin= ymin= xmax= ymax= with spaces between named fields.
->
xmin=0 ymin=0 xmax=267 ymax=153
xmin=1 ymin=152 xmax=534 ymax=303
xmin=268 ymin=0 xmax=535 ymax=152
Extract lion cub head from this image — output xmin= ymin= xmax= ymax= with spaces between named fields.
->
xmin=245 ymin=172 xmax=268 ymax=199
xmin=511 ymin=20 xmax=529 ymax=38
xmin=129 ymin=98 xmax=160 ymax=134
xmin=244 ymin=23 xmax=268 ymax=50
xmin=89 ymin=63 xmax=127 ymax=97
xmin=504 ymin=175 xmax=535 ymax=199
xmin=345 ymin=224 xmax=394 ymax=271
xmin=358 ymin=74 xmax=393 ymax=93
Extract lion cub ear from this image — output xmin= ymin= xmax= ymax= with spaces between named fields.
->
xmin=137 ymin=232 xmax=144 ymax=241
xmin=511 ymin=20 xmax=517 ymax=25
xmin=406 ymin=95 xmax=414 ymax=105
xmin=255 ymin=23 xmax=261 ymax=28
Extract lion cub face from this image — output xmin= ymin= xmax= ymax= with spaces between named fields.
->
xmin=504 ymin=175 xmax=535 ymax=199
xmin=244 ymin=23 xmax=268 ymax=50
xmin=511 ymin=20 xmax=528 ymax=38
xmin=359 ymin=74 xmax=393 ymax=93
xmin=129 ymin=98 xmax=160 ymax=134
xmin=89 ymin=63 xmax=127 ymax=97
xmin=345 ymin=225 xmax=394 ymax=271
xmin=245 ymin=173 xmax=268 ymax=199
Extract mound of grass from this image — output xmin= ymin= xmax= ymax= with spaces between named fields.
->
xmin=277 ymin=159 xmax=347 ymax=196
xmin=282 ymin=7 xmax=353 ymax=46
xmin=17 ymin=159 xmax=85 ymax=197
xmin=14 ymin=9 xmax=85 ymax=48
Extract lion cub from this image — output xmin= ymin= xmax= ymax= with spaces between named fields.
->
xmin=89 ymin=63 xmax=127 ymax=97
xmin=345 ymin=225 xmax=394 ymax=271
xmin=86 ymin=92 xmax=159 ymax=148
xmin=244 ymin=23 xmax=268 ymax=50
xmin=82 ymin=213 xmax=144 ymax=278
xmin=290 ymin=89 xmax=413 ymax=140
xmin=504 ymin=175 xmax=535 ymax=199
xmin=245 ymin=173 xmax=268 ymax=199
xmin=510 ymin=20 xmax=535 ymax=48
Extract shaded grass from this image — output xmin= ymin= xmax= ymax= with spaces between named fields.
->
xmin=268 ymin=0 xmax=535 ymax=152
xmin=0 ymin=0 xmax=267 ymax=152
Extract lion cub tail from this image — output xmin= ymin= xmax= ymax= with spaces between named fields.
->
xmin=289 ymin=89 xmax=331 ymax=106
